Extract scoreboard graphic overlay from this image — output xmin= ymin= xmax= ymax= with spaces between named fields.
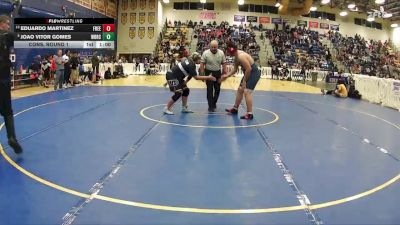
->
xmin=14 ymin=18 xmax=115 ymax=49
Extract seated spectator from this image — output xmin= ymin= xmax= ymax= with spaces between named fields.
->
xmin=104 ymin=67 xmax=113 ymax=79
xmin=321 ymin=79 xmax=348 ymax=98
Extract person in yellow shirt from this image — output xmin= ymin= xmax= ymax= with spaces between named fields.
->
xmin=336 ymin=82 xmax=348 ymax=97
xmin=321 ymin=79 xmax=348 ymax=98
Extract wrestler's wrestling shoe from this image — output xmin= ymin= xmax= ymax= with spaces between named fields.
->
xmin=240 ymin=113 xmax=254 ymax=120
xmin=225 ymin=107 xmax=238 ymax=114
xmin=181 ymin=106 xmax=193 ymax=113
xmin=163 ymin=107 xmax=174 ymax=115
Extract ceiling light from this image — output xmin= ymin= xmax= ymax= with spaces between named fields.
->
xmin=321 ymin=0 xmax=330 ymax=5
xmin=339 ymin=11 xmax=348 ymax=16
xmin=310 ymin=6 xmax=317 ymax=11
xmin=200 ymin=0 xmax=206 ymax=3
xmin=163 ymin=0 xmax=169 ymax=3
xmin=348 ymin=3 xmax=355 ymax=9
xmin=375 ymin=0 xmax=385 ymax=4
xmin=238 ymin=0 xmax=244 ymax=5
xmin=391 ymin=23 xmax=398 ymax=28
xmin=275 ymin=2 xmax=281 ymax=7
xmin=367 ymin=17 xmax=375 ymax=22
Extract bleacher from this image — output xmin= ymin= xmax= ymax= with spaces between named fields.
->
xmin=154 ymin=21 xmax=191 ymax=63
xmin=266 ymin=27 xmax=333 ymax=71
xmin=193 ymin=22 xmax=261 ymax=62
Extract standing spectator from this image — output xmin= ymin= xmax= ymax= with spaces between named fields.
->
xmin=91 ymin=51 xmax=99 ymax=83
xmin=63 ymin=50 xmax=71 ymax=87
xmin=41 ymin=55 xmax=51 ymax=88
xmin=70 ymin=51 xmax=79 ymax=85
xmin=54 ymin=49 xmax=64 ymax=90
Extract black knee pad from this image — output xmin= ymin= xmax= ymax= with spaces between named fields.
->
xmin=182 ymin=88 xmax=190 ymax=97
xmin=171 ymin=92 xmax=182 ymax=102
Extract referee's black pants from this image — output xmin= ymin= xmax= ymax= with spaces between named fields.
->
xmin=205 ymin=69 xmax=222 ymax=110
xmin=0 ymin=81 xmax=17 ymax=140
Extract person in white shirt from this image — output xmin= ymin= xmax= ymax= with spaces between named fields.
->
xmin=199 ymin=40 xmax=227 ymax=112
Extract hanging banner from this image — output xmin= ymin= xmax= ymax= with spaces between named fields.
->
xmin=148 ymin=12 xmax=155 ymax=24
xmin=121 ymin=0 xmax=128 ymax=11
xmin=138 ymin=27 xmax=145 ymax=39
xmin=259 ymin=17 xmax=270 ymax=24
xmin=106 ymin=0 xmax=117 ymax=18
xmin=247 ymin=16 xmax=257 ymax=22
xmin=234 ymin=15 xmax=245 ymax=22
xmin=81 ymin=0 xmax=92 ymax=9
xmin=297 ymin=20 xmax=307 ymax=27
xmin=148 ymin=27 xmax=154 ymax=39
xmin=271 ymin=18 xmax=282 ymax=24
xmin=320 ymin=22 xmax=329 ymax=29
xmin=309 ymin=21 xmax=319 ymax=28
xmin=330 ymin=24 xmax=340 ymax=31
xmin=139 ymin=0 xmax=146 ymax=10
xmin=139 ymin=12 xmax=146 ymax=24
xmin=92 ymin=0 xmax=106 ymax=14
xmin=149 ymin=0 xmax=156 ymax=9
xmin=199 ymin=11 xmax=216 ymax=20
xmin=129 ymin=27 xmax=136 ymax=39
xmin=130 ymin=12 xmax=136 ymax=25
xmin=130 ymin=0 xmax=137 ymax=10
xmin=283 ymin=19 xmax=292 ymax=24
xmin=121 ymin=13 xmax=127 ymax=25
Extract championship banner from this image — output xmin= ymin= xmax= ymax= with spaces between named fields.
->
xmin=129 ymin=27 xmax=136 ymax=39
xmin=106 ymin=0 xmax=117 ymax=18
xmin=139 ymin=12 xmax=146 ymax=24
xmin=121 ymin=13 xmax=127 ymax=25
xmin=297 ymin=20 xmax=307 ymax=27
xmin=259 ymin=17 xmax=270 ymax=24
xmin=130 ymin=13 xmax=136 ymax=25
xmin=330 ymin=24 xmax=340 ymax=31
xmin=81 ymin=0 xmax=92 ymax=9
xmin=234 ymin=15 xmax=245 ymax=22
xmin=320 ymin=22 xmax=329 ymax=29
xmin=121 ymin=0 xmax=128 ymax=11
xmin=247 ymin=16 xmax=257 ymax=22
xmin=138 ymin=27 xmax=145 ymax=39
xmin=148 ymin=12 xmax=155 ymax=24
xmin=92 ymin=0 xmax=106 ymax=14
xmin=199 ymin=11 xmax=216 ymax=20
xmin=271 ymin=18 xmax=282 ymax=24
xmin=309 ymin=21 xmax=318 ymax=28
xmin=148 ymin=27 xmax=154 ymax=39
xmin=130 ymin=0 xmax=137 ymax=10
xmin=139 ymin=0 xmax=146 ymax=10
xmin=149 ymin=0 xmax=156 ymax=9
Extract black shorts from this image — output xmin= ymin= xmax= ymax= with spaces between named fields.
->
xmin=166 ymin=71 xmax=187 ymax=93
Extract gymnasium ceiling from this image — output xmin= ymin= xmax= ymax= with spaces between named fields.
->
xmin=319 ymin=0 xmax=400 ymax=22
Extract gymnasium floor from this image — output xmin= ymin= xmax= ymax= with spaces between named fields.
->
xmin=1 ymin=76 xmax=399 ymax=225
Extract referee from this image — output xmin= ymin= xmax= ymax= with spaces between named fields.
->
xmin=200 ymin=40 xmax=227 ymax=112
xmin=0 ymin=15 xmax=22 ymax=154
